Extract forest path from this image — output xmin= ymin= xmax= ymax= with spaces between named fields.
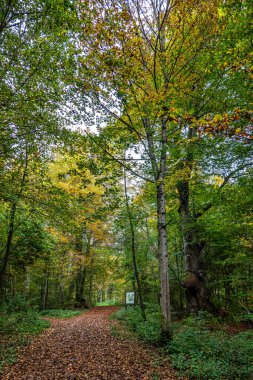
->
xmin=1 ymin=306 xmax=184 ymax=380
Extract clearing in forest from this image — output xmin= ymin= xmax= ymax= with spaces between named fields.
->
xmin=1 ymin=306 xmax=184 ymax=380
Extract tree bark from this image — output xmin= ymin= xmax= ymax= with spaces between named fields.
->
xmin=75 ymin=266 xmax=86 ymax=306
xmin=157 ymin=181 xmax=172 ymax=334
xmin=0 ymin=147 xmax=29 ymax=293
xmin=0 ymin=202 xmax=16 ymax=292
xmin=177 ymin=170 xmax=215 ymax=315
xmin=124 ymin=169 xmax=146 ymax=320
xmin=42 ymin=260 xmax=49 ymax=310
xmin=24 ymin=269 xmax=31 ymax=298
xmin=144 ymin=116 xmax=172 ymax=335
xmin=88 ymin=252 xmax=94 ymax=308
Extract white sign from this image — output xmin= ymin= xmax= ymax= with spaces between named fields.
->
xmin=126 ymin=292 xmax=135 ymax=305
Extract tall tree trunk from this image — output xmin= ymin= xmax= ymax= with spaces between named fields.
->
xmin=145 ymin=117 xmax=172 ymax=335
xmin=88 ymin=252 xmax=94 ymax=308
xmin=157 ymin=181 xmax=172 ymax=333
xmin=176 ymin=126 xmax=219 ymax=315
xmin=0 ymin=202 xmax=16 ymax=292
xmin=42 ymin=260 xmax=50 ymax=310
xmin=75 ymin=266 xmax=86 ymax=307
xmin=175 ymin=237 xmax=184 ymax=312
xmin=124 ymin=169 xmax=146 ymax=320
xmin=177 ymin=175 xmax=215 ymax=315
xmin=24 ymin=269 xmax=31 ymax=298
xmin=0 ymin=147 xmax=29 ymax=293
xmin=158 ymin=119 xmax=172 ymax=336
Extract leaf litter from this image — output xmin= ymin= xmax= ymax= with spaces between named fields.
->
xmin=1 ymin=307 xmax=186 ymax=380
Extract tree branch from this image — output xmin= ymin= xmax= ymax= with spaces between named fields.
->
xmin=195 ymin=161 xmax=253 ymax=219
xmin=84 ymin=131 xmax=155 ymax=183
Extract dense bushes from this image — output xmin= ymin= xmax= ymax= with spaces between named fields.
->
xmin=113 ymin=305 xmax=162 ymax=344
xmin=113 ymin=306 xmax=253 ymax=380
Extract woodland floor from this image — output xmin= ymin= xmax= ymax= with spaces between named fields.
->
xmin=0 ymin=306 xmax=186 ymax=380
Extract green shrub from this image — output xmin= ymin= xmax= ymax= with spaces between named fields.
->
xmin=167 ymin=321 xmax=253 ymax=380
xmin=0 ymin=293 xmax=30 ymax=314
xmin=111 ymin=307 xmax=128 ymax=320
xmin=113 ymin=304 xmax=162 ymax=344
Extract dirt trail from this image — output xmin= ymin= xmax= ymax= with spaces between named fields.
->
xmin=1 ymin=306 xmax=184 ymax=380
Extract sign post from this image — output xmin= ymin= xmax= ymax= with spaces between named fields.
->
xmin=125 ymin=292 xmax=135 ymax=307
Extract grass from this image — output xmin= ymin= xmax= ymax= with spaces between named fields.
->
xmin=113 ymin=306 xmax=253 ymax=380
xmin=96 ymin=300 xmax=122 ymax=306
xmin=40 ymin=309 xmax=81 ymax=318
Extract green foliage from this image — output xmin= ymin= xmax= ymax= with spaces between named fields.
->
xmin=113 ymin=304 xmax=162 ymax=344
xmin=0 ymin=310 xmax=50 ymax=336
xmin=167 ymin=318 xmax=253 ymax=380
xmin=0 ymin=295 xmax=50 ymax=336
xmin=114 ymin=307 xmax=253 ymax=379
xmin=112 ymin=307 xmax=129 ymax=320
xmin=0 ymin=302 xmax=50 ymax=372
xmin=10 ymin=221 xmax=55 ymax=269
xmin=1 ymin=293 xmax=30 ymax=313
xmin=40 ymin=309 xmax=81 ymax=318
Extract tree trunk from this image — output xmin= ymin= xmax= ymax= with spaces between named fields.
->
xmin=124 ymin=169 xmax=146 ymax=320
xmin=0 ymin=202 xmax=16 ymax=293
xmin=75 ymin=266 xmax=86 ymax=307
xmin=0 ymin=147 xmax=29 ymax=293
xmin=88 ymin=253 xmax=94 ymax=308
xmin=145 ymin=117 xmax=172 ymax=335
xmin=175 ymin=238 xmax=184 ymax=312
xmin=177 ymin=177 xmax=215 ymax=315
xmin=42 ymin=261 xmax=49 ymax=310
xmin=157 ymin=181 xmax=172 ymax=335
xmin=175 ymin=124 xmax=217 ymax=314
xmin=24 ymin=269 xmax=31 ymax=298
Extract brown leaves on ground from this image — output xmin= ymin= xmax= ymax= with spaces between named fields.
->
xmin=1 ymin=307 xmax=185 ymax=380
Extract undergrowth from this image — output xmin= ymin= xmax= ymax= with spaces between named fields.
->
xmin=0 ymin=295 xmax=50 ymax=372
xmin=112 ymin=304 xmax=162 ymax=344
xmin=40 ymin=309 xmax=81 ymax=318
xmin=113 ymin=305 xmax=253 ymax=380
xmin=168 ymin=316 xmax=253 ymax=380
